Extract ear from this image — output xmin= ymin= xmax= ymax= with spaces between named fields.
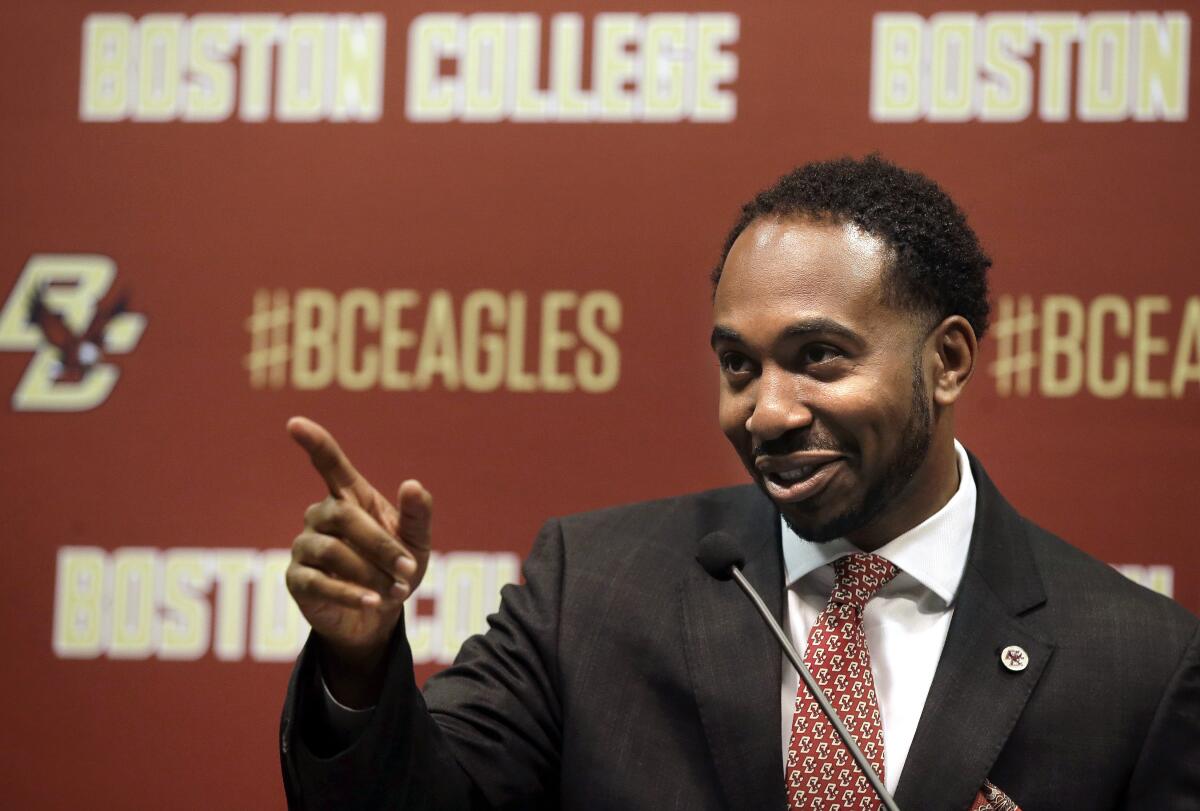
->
xmin=929 ymin=315 xmax=977 ymax=406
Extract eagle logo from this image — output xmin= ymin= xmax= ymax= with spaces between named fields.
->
xmin=28 ymin=283 xmax=130 ymax=383
xmin=0 ymin=254 xmax=146 ymax=411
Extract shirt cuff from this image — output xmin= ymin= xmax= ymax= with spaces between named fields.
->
xmin=317 ymin=665 xmax=376 ymax=745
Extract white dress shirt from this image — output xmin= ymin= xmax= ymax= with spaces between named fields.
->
xmin=779 ymin=440 xmax=977 ymax=793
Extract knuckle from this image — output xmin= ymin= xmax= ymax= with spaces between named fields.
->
xmin=291 ymin=530 xmax=318 ymax=561
xmin=303 ymin=501 xmax=324 ymax=527
xmin=312 ymin=535 xmax=341 ymax=567
xmin=285 ymin=564 xmax=308 ymax=593
xmin=325 ymin=499 xmax=348 ymax=531
xmin=306 ymin=497 xmax=350 ymax=534
xmin=373 ymin=531 xmax=398 ymax=562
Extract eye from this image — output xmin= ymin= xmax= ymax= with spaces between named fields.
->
xmin=719 ymin=351 xmax=755 ymax=376
xmin=801 ymin=344 xmax=841 ymax=365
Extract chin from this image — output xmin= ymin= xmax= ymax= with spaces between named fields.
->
xmin=773 ymin=497 xmax=831 ymax=540
xmin=779 ymin=495 xmax=876 ymax=545
xmin=780 ymin=513 xmax=843 ymax=544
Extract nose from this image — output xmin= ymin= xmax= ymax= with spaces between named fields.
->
xmin=744 ymin=367 xmax=813 ymax=445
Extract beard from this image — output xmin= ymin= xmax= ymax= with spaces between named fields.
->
xmin=778 ymin=362 xmax=933 ymax=544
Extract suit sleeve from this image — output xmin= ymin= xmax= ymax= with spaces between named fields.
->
xmin=1122 ymin=620 xmax=1200 ymax=809
xmin=421 ymin=517 xmax=565 ymax=807
xmin=278 ymin=617 xmax=480 ymax=809
xmin=279 ymin=518 xmax=566 ymax=809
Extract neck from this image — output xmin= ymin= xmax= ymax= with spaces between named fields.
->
xmin=845 ymin=432 xmax=960 ymax=552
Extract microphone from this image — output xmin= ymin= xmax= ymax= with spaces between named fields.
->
xmin=696 ymin=531 xmax=902 ymax=811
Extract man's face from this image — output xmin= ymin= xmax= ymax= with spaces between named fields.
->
xmin=712 ymin=216 xmax=937 ymax=547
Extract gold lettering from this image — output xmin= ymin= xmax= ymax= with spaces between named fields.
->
xmin=539 ymin=291 xmax=578 ymax=392
xmin=1039 ymin=295 xmax=1084 ymax=397
xmin=1085 ymin=295 xmax=1130 ymax=398
xmin=381 ymin=290 xmax=419 ymax=390
xmin=1133 ymin=295 xmax=1170 ymax=398
xmin=1169 ymin=296 xmax=1200 ymax=397
xmin=291 ymin=289 xmax=337 ymax=389
xmin=461 ymin=290 xmax=506 ymax=391
xmin=336 ymin=289 xmax=380 ymax=391
xmin=414 ymin=290 xmax=460 ymax=390
xmin=505 ymin=292 xmax=537 ymax=391
xmin=576 ymin=291 xmax=622 ymax=393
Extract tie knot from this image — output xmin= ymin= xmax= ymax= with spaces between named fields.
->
xmin=830 ymin=553 xmax=899 ymax=611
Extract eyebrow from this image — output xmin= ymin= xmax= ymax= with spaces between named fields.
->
xmin=710 ymin=318 xmax=864 ymax=349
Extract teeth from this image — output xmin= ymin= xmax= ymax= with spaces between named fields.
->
xmin=778 ymin=465 xmax=815 ymax=482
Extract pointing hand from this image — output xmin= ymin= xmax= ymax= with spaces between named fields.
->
xmin=284 ymin=416 xmax=432 ymax=704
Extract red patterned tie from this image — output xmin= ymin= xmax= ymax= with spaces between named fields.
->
xmin=786 ymin=553 xmax=899 ymax=810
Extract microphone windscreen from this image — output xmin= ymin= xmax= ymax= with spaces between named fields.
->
xmin=696 ymin=531 xmax=746 ymax=581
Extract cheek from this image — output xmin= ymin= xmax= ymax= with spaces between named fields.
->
xmin=815 ymin=378 xmax=878 ymax=419
xmin=815 ymin=376 xmax=911 ymax=447
xmin=717 ymin=388 xmax=749 ymax=443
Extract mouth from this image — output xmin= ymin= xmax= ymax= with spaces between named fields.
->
xmin=755 ymin=454 xmax=843 ymax=504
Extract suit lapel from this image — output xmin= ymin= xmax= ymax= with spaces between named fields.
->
xmin=894 ymin=455 xmax=1057 ymax=811
xmin=680 ymin=490 xmax=787 ymax=811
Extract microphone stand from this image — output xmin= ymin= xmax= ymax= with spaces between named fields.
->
xmin=728 ymin=565 xmax=902 ymax=811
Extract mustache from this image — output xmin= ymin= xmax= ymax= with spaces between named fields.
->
xmin=752 ymin=431 xmax=845 ymax=458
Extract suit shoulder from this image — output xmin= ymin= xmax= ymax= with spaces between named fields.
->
xmin=544 ymin=484 xmax=777 ymax=573
xmin=1021 ymin=516 xmax=1198 ymax=632
xmin=554 ymin=484 xmax=763 ymax=542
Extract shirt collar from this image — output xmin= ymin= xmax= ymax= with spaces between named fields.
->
xmin=780 ymin=440 xmax=977 ymax=607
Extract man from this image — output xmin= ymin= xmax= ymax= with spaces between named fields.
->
xmin=280 ymin=156 xmax=1200 ymax=809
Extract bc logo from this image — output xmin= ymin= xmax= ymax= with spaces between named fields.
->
xmin=0 ymin=255 xmax=146 ymax=411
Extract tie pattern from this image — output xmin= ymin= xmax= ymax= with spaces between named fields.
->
xmin=786 ymin=553 xmax=899 ymax=810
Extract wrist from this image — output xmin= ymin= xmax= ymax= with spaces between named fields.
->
xmin=317 ymin=637 xmax=389 ymax=709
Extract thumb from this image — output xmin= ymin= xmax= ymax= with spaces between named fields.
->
xmin=396 ymin=479 xmax=433 ymax=554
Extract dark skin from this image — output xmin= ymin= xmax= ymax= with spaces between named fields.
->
xmin=285 ymin=214 xmax=978 ymax=706
xmin=285 ymin=416 xmax=432 ymax=707
xmin=712 ymin=215 xmax=978 ymax=550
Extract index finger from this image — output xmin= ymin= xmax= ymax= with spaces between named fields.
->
xmin=287 ymin=416 xmax=373 ymax=504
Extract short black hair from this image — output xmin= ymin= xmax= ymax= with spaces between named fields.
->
xmin=712 ymin=154 xmax=992 ymax=338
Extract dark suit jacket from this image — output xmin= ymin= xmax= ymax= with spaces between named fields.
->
xmin=280 ymin=456 xmax=1200 ymax=809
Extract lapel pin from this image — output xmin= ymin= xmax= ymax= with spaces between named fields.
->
xmin=1000 ymin=645 xmax=1029 ymax=672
